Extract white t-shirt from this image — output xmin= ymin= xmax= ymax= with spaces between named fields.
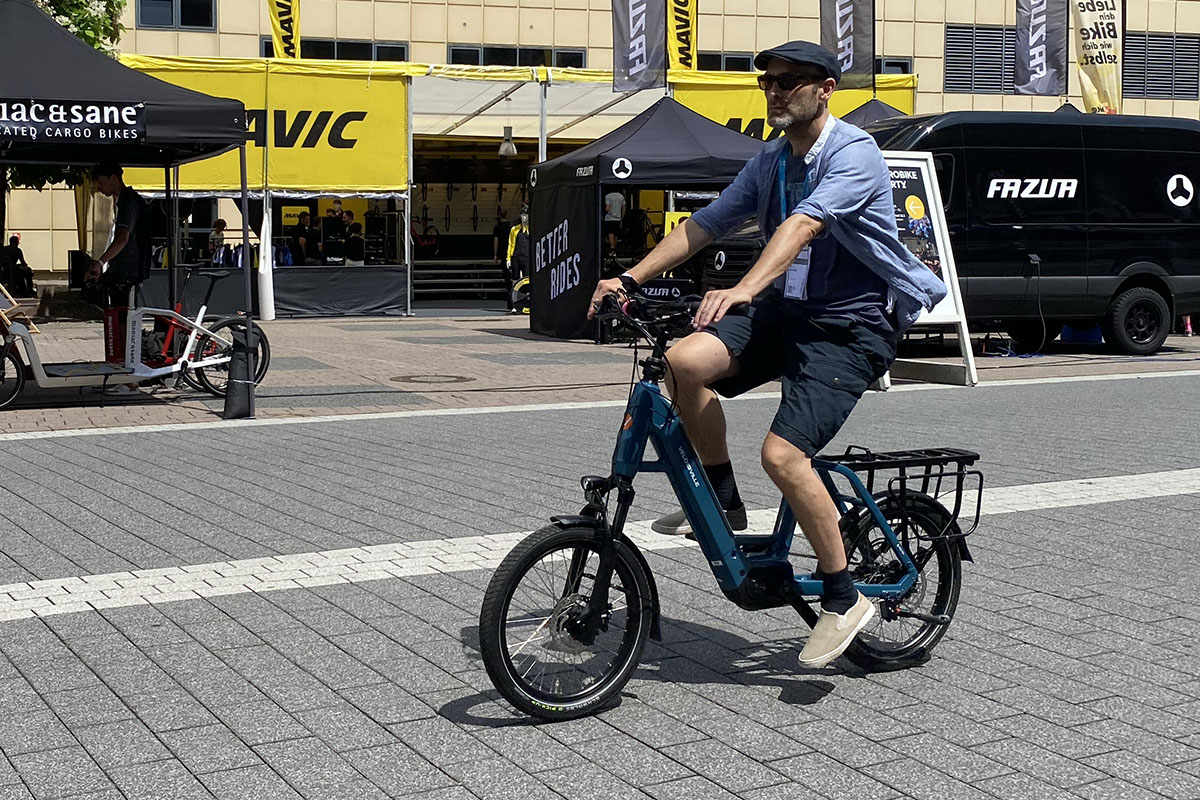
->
xmin=604 ymin=192 xmax=626 ymax=222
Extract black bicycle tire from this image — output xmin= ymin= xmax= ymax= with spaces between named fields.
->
xmin=194 ymin=318 xmax=271 ymax=397
xmin=0 ymin=349 xmax=26 ymax=409
xmin=479 ymin=525 xmax=653 ymax=721
xmin=841 ymin=495 xmax=962 ymax=671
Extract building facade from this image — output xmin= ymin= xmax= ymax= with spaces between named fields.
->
xmin=10 ymin=0 xmax=1200 ymax=274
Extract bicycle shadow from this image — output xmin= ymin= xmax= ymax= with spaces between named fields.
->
xmin=438 ymin=617 xmax=842 ymax=728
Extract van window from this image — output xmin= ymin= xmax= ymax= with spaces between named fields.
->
xmin=933 ymin=154 xmax=955 ymax=210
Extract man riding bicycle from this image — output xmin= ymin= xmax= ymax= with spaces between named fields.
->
xmin=588 ymin=40 xmax=946 ymax=668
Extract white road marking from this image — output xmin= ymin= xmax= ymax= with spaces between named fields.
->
xmin=1 ymin=369 xmax=1199 ymax=443
xmin=1 ymin=467 xmax=1196 ymax=622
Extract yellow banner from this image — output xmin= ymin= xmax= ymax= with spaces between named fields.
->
xmin=1072 ymin=0 xmax=1122 ymax=114
xmin=667 ymin=0 xmax=697 ymax=71
xmin=269 ymin=0 xmax=300 ymax=59
xmin=674 ymin=75 xmax=917 ymax=140
xmin=121 ymin=57 xmax=409 ymax=193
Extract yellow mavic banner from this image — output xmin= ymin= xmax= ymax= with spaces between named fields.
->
xmin=269 ymin=0 xmax=300 ymax=59
xmin=674 ymin=74 xmax=916 ymax=140
xmin=667 ymin=0 xmax=697 ymax=71
xmin=120 ymin=57 xmax=411 ymax=193
xmin=264 ymin=60 xmax=408 ymax=191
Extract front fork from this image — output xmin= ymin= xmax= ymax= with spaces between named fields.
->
xmin=569 ymin=475 xmax=635 ymax=645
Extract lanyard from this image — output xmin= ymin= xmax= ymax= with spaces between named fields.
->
xmin=777 ymin=146 xmax=812 ymax=223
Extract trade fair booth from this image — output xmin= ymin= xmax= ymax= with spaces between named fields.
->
xmin=114 ymin=55 xmax=917 ymax=320
xmin=526 ymin=97 xmax=764 ymax=339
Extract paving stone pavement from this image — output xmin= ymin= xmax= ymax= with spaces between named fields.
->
xmin=1 ymin=315 xmax=1199 ymax=799
xmin=3 ymin=313 xmax=1199 ymax=434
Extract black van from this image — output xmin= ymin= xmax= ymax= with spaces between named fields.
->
xmin=865 ymin=111 xmax=1200 ymax=354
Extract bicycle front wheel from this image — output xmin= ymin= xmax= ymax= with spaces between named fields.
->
xmin=841 ymin=494 xmax=962 ymax=671
xmin=479 ymin=525 xmax=653 ymax=721
xmin=193 ymin=319 xmax=271 ymax=397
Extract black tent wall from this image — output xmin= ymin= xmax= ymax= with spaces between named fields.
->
xmin=529 ymin=181 xmax=599 ymax=340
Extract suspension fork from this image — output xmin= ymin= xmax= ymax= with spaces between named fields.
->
xmin=572 ymin=476 xmax=635 ymax=644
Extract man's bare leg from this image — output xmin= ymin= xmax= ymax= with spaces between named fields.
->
xmin=651 ymin=332 xmax=746 ymax=535
xmin=761 ymin=432 xmax=874 ymax=667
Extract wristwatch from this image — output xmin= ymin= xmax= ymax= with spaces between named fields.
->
xmin=617 ymin=273 xmax=638 ymax=294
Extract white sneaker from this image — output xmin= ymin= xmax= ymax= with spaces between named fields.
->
xmin=102 ymin=384 xmax=142 ymax=396
xmin=798 ymin=593 xmax=876 ymax=668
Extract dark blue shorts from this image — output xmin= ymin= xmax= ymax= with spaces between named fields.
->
xmin=704 ymin=292 xmax=898 ymax=457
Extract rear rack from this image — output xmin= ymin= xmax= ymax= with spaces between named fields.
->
xmin=821 ymin=446 xmax=983 ymax=539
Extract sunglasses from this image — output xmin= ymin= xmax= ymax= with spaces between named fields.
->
xmin=757 ymin=72 xmax=827 ymax=92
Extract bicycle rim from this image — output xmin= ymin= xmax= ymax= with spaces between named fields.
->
xmin=492 ymin=535 xmax=646 ymax=713
xmin=845 ymin=501 xmax=960 ymax=664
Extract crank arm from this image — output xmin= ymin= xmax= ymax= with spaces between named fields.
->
xmin=894 ymin=608 xmax=951 ymax=625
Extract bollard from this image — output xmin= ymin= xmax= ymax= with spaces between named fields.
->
xmin=222 ymin=325 xmax=257 ymax=419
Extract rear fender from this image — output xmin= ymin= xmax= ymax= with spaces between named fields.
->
xmin=549 ymin=515 xmax=662 ymax=640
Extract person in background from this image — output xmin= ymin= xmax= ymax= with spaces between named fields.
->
xmin=207 ymin=218 xmax=227 ymax=263
xmin=85 ymin=162 xmax=153 ymax=393
xmin=291 ymin=211 xmax=320 ymax=265
xmin=603 ymin=189 xmax=626 ymax=253
xmin=492 ymin=209 xmax=512 ymax=264
xmin=1 ymin=235 xmax=35 ymax=296
xmin=344 ymin=222 xmax=366 ymax=266
xmin=505 ymin=212 xmax=531 ymax=313
xmin=1183 ymin=314 xmax=1193 ymax=337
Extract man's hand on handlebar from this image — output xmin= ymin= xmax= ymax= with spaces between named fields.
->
xmin=587 ymin=277 xmax=628 ymax=320
xmin=694 ymin=286 xmax=754 ymax=331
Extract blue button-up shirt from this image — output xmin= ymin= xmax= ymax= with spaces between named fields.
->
xmin=689 ymin=117 xmax=947 ymax=331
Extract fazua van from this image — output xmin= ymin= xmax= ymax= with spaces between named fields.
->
xmin=866 ymin=110 xmax=1200 ymax=354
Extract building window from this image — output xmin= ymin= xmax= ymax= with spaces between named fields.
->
xmin=698 ymin=52 xmax=754 ymax=71
xmin=261 ymin=39 xmax=408 ymax=61
xmin=448 ymin=46 xmax=586 ymax=68
xmin=137 ymin=0 xmax=214 ymax=30
xmin=1124 ymin=33 xmax=1200 ymax=100
xmin=876 ymin=57 xmax=913 ymax=74
xmin=944 ymin=24 xmax=1016 ymax=94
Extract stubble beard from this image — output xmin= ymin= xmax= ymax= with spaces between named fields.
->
xmin=767 ymin=98 xmax=821 ymax=132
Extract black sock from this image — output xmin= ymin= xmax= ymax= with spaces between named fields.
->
xmin=821 ymin=568 xmax=858 ymax=614
xmin=703 ymin=461 xmax=743 ymax=512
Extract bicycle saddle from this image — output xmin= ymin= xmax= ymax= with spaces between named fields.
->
xmin=197 ymin=270 xmax=233 ymax=279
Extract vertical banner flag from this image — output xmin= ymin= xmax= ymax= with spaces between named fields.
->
xmin=668 ymin=0 xmax=697 ymax=71
xmin=613 ymin=0 xmax=667 ymax=91
xmin=820 ymin=0 xmax=875 ymax=90
xmin=1072 ymin=0 xmax=1122 ymax=113
xmin=1016 ymin=0 xmax=1068 ymax=95
xmin=269 ymin=0 xmax=300 ymax=59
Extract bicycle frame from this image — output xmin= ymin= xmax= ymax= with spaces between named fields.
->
xmin=611 ymin=378 xmax=920 ymax=606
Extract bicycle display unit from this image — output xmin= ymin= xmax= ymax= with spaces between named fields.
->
xmin=479 ymin=294 xmax=983 ymax=720
xmin=0 ymin=266 xmax=270 ymax=409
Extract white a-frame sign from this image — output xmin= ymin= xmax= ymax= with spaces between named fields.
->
xmin=881 ymin=150 xmax=978 ymax=387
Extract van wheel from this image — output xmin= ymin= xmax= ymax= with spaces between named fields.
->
xmin=1102 ymin=287 xmax=1170 ymax=355
xmin=1005 ymin=321 xmax=1063 ymax=353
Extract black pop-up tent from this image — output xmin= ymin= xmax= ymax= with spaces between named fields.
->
xmin=0 ymin=0 xmax=245 ymax=167
xmin=840 ymin=98 xmax=905 ymax=127
xmin=528 ymin=97 xmax=764 ymax=339
xmin=0 ymin=0 xmax=256 ymax=413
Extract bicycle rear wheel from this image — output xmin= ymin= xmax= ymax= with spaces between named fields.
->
xmin=479 ymin=525 xmax=653 ymax=720
xmin=0 ymin=349 xmax=26 ymax=409
xmin=193 ymin=318 xmax=271 ymax=397
xmin=841 ymin=494 xmax=962 ymax=671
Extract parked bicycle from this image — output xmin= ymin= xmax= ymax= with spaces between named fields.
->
xmin=479 ymin=294 xmax=982 ymax=720
xmin=0 ymin=266 xmax=270 ymax=408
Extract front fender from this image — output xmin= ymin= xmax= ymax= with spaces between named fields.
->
xmin=549 ymin=515 xmax=662 ymax=640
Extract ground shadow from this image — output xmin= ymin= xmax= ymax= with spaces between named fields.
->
xmin=439 ymin=617 xmax=842 ymax=728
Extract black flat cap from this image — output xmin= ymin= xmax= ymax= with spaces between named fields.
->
xmin=754 ymin=41 xmax=841 ymax=82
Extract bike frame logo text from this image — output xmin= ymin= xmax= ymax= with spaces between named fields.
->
xmin=987 ymin=177 xmax=1078 ymax=200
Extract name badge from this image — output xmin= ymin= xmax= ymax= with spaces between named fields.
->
xmin=783 ymin=249 xmax=811 ymax=300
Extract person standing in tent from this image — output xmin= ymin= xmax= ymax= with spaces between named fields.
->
xmin=603 ymin=189 xmax=626 ymax=253
xmin=587 ymin=41 xmax=946 ymax=668
xmin=505 ymin=212 xmax=531 ymax=313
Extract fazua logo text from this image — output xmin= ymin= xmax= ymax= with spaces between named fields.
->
xmin=987 ymin=177 xmax=1078 ymax=200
